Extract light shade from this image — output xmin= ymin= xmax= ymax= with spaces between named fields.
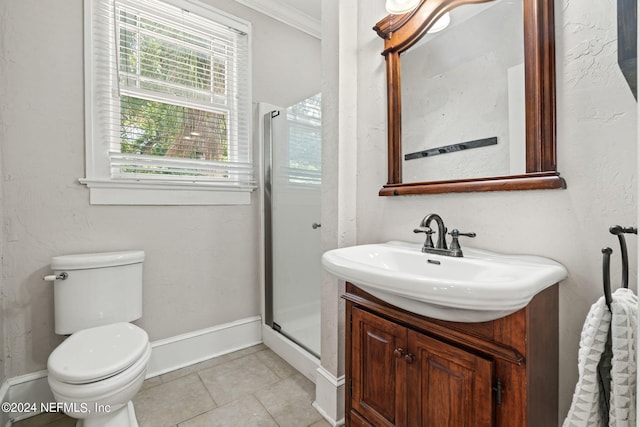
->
xmin=428 ymin=12 xmax=451 ymax=33
xmin=385 ymin=0 xmax=421 ymax=15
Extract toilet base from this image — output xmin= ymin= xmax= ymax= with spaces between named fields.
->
xmin=75 ymin=401 xmax=138 ymax=427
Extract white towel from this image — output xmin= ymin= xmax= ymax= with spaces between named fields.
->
xmin=563 ymin=289 xmax=638 ymax=427
xmin=563 ymin=296 xmax=611 ymax=427
xmin=608 ymin=288 xmax=637 ymax=427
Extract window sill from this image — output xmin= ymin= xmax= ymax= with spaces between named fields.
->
xmin=79 ymin=178 xmax=254 ymax=205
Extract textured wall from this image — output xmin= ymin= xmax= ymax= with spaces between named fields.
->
xmin=354 ymin=0 xmax=636 ymax=423
xmin=0 ymin=0 xmax=6 ymax=387
xmin=320 ymin=0 xmax=358 ymax=383
xmin=0 ymin=0 xmax=320 ymax=378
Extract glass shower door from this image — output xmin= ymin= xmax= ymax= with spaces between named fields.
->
xmin=265 ymin=94 xmax=322 ymax=357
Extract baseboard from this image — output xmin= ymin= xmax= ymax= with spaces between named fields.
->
xmin=261 ymin=324 xmax=320 ymax=383
xmin=146 ymin=315 xmax=262 ymax=377
xmin=0 ymin=316 xmax=262 ymax=426
xmin=0 ymin=370 xmax=52 ymax=425
xmin=313 ymin=366 xmax=345 ymax=426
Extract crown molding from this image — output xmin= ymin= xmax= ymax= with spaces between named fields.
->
xmin=233 ymin=0 xmax=321 ymax=39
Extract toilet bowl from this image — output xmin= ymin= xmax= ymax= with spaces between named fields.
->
xmin=48 ymin=323 xmax=151 ymax=427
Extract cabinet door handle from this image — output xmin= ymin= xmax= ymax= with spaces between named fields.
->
xmin=404 ymin=353 xmax=416 ymax=363
xmin=394 ymin=348 xmax=406 ymax=358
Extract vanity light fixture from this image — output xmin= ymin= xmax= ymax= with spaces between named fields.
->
xmin=428 ymin=12 xmax=450 ymax=33
xmin=385 ymin=0 xmax=420 ymax=15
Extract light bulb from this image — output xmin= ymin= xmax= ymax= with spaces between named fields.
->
xmin=427 ymin=12 xmax=450 ymax=33
xmin=385 ymin=0 xmax=421 ymax=15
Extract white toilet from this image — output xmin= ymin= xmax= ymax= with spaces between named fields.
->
xmin=46 ymin=251 xmax=151 ymax=427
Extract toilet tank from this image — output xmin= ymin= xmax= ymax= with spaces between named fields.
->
xmin=50 ymin=251 xmax=145 ymax=335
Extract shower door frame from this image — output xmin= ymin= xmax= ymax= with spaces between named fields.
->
xmin=263 ymin=108 xmax=277 ymax=329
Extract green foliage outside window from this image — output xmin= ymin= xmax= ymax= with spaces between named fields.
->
xmin=117 ymin=8 xmax=229 ymax=167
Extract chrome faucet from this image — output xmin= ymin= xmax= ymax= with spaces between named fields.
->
xmin=413 ymin=214 xmax=476 ymax=257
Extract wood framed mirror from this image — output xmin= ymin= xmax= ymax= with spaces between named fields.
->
xmin=374 ymin=0 xmax=566 ymax=196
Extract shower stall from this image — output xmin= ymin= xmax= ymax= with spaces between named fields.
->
xmin=261 ymin=94 xmax=322 ymax=380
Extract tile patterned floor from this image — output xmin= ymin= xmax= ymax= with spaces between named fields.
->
xmin=13 ymin=344 xmax=330 ymax=427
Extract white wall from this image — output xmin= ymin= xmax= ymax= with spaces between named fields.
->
xmin=0 ymin=0 xmax=6 ymax=387
xmin=351 ymin=0 xmax=636 ymax=423
xmin=315 ymin=2 xmax=358 ymax=422
xmin=0 ymin=0 xmax=320 ymax=379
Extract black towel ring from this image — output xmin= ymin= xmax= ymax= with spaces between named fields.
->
xmin=602 ymin=225 xmax=637 ymax=311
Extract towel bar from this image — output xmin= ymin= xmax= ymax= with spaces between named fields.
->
xmin=602 ymin=225 xmax=637 ymax=311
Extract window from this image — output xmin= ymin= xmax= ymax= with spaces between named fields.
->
xmin=285 ymin=94 xmax=321 ymax=186
xmin=82 ymin=0 xmax=253 ymax=205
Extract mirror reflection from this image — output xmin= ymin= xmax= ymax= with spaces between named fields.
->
xmin=401 ymin=0 xmax=525 ymax=182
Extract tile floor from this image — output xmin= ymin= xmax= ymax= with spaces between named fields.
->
xmin=13 ymin=344 xmax=330 ymax=427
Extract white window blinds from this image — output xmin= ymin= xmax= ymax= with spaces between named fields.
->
xmin=285 ymin=93 xmax=322 ymax=185
xmin=88 ymin=0 xmax=254 ymax=189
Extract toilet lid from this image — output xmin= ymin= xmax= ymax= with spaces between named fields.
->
xmin=48 ymin=323 xmax=149 ymax=384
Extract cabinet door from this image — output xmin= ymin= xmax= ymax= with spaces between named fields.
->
xmin=407 ymin=330 xmax=494 ymax=427
xmin=351 ymin=308 xmax=407 ymax=426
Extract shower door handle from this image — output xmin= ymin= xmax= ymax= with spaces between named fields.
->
xmin=312 ymin=222 xmax=321 ymax=229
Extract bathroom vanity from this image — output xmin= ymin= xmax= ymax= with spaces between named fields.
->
xmin=343 ymin=282 xmax=559 ymax=427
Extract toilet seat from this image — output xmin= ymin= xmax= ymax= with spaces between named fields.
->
xmin=48 ymin=323 xmax=149 ymax=385
xmin=48 ymin=343 xmax=151 ymax=402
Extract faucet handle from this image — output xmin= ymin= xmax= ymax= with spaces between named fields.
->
xmin=414 ymin=226 xmax=435 ymax=249
xmin=448 ymin=229 xmax=476 ymax=256
xmin=449 ymin=229 xmax=476 ymax=239
xmin=413 ymin=226 xmax=433 ymax=234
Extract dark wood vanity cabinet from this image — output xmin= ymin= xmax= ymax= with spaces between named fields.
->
xmin=344 ymin=282 xmax=559 ymax=427
xmin=349 ymin=307 xmax=493 ymax=426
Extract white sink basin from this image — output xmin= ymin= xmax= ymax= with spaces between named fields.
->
xmin=322 ymin=241 xmax=568 ymax=322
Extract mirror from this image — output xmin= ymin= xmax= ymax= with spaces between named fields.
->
xmin=374 ymin=0 xmax=565 ymax=195
xmin=402 ymin=1 xmax=524 ymax=182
